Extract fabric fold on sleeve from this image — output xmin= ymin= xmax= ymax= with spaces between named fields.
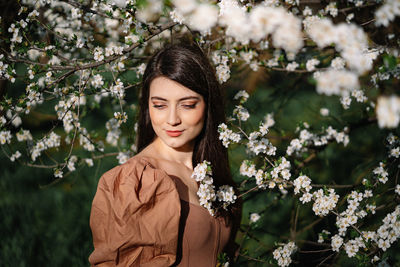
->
xmin=89 ymin=157 xmax=181 ymax=267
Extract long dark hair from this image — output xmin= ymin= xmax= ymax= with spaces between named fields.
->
xmin=136 ymin=43 xmax=241 ymax=259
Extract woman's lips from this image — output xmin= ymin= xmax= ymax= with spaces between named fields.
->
xmin=166 ymin=130 xmax=183 ymax=137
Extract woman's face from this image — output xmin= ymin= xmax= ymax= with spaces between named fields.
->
xmin=148 ymin=76 xmax=206 ymax=150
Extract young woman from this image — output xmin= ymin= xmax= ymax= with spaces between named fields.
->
xmin=89 ymin=43 xmax=241 ymax=266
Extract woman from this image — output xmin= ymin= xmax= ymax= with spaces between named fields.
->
xmin=89 ymin=43 xmax=241 ymax=266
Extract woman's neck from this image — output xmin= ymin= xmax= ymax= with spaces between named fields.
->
xmin=151 ymin=137 xmax=194 ymax=170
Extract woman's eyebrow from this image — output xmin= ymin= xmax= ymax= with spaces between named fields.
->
xmin=150 ymin=96 xmax=200 ymax=101
xmin=179 ymin=96 xmax=200 ymax=101
xmin=150 ymin=96 xmax=167 ymax=101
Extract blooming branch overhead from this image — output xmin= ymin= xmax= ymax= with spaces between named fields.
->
xmin=1 ymin=0 xmax=400 ymax=265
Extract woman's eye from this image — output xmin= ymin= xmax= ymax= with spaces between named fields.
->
xmin=153 ymin=104 xmax=166 ymax=109
xmin=182 ymin=103 xmax=197 ymax=109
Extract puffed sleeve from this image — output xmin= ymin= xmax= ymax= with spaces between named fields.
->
xmin=88 ymin=157 xmax=181 ymax=267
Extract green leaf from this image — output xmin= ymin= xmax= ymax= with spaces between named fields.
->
xmin=383 ymin=54 xmax=397 ymax=70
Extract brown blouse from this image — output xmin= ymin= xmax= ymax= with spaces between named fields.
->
xmin=89 ymin=156 xmax=232 ymax=266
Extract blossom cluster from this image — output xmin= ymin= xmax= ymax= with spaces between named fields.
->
xmin=105 ymin=118 xmax=121 ymax=146
xmin=272 ymin=241 xmax=297 ymax=267
xmin=246 ymin=130 xmax=276 ymax=156
xmin=78 ymin=128 xmax=96 ymax=152
xmin=335 ymin=190 xmax=370 ymax=237
xmin=31 ymin=132 xmax=61 ymax=161
xmin=293 ymin=175 xmax=312 ymax=195
xmin=233 ymin=90 xmax=249 ymax=104
xmin=292 ymin=173 xmax=339 ymax=216
xmin=2 ymin=108 xmax=22 ymax=128
xmin=339 ymin=88 xmax=368 ymax=110
xmin=212 ymin=50 xmax=231 ymax=83
xmin=191 ymin=161 xmax=237 ymax=216
xmin=231 ymin=108 xmax=277 ymax=156
xmin=218 ymin=123 xmax=241 ymax=148
xmin=54 ymin=99 xmax=79 ymax=134
xmin=110 ymin=79 xmax=125 ymax=99
xmin=373 ymin=162 xmax=389 ymax=184
xmin=286 ymin=125 xmax=349 ymax=156
xmin=305 ymin=16 xmax=375 ymax=75
xmin=172 ymin=0 xmax=303 ymax=54
xmin=375 ymin=0 xmax=400 ymax=27
xmin=233 ymin=105 xmax=250 ymax=121
xmin=334 ymin=205 xmax=400 ymax=258
xmin=240 ymin=157 xmax=291 ymax=191
xmin=387 ymin=133 xmax=400 ymax=159
xmin=312 ymin=188 xmax=339 ymax=216
xmin=171 ymin=0 xmax=218 ymax=34
xmin=320 ymin=133 xmax=400 ymax=259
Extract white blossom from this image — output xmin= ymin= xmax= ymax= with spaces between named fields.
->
xmin=376 ymin=95 xmax=400 ymax=129
xmin=54 ymin=169 xmax=63 ymax=178
xmin=136 ymin=63 xmax=146 ymax=76
xmin=10 ymin=151 xmax=21 ymax=162
xmin=172 ymin=0 xmax=197 ymax=14
xmin=91 ymin=74 xmax=104 ymax=89
xmin=331 ymin=234 xmax=343 ymax=251
xmin=106 ymin=118 xmax=121 ymax=146
xmin=240 ymin=160 xmax=257 ymax=178
xmin=93 ymin=47 xmax=104 ymax=61
xmin=216 ymin=64 xmax=230 ymax=83
xmin=325 ymin=2 xmax=338 ymax=17
xmin=67 ymin=155 xmax=78 ymax=172
xmin=110 ymin=78 xmax=125 ymax=98
xmin=117 ymin=151 xmax=130 ymax=164
xmin=390 ymin=147 xmax=400 ymax=158
xmin=125 ymin=34 xmax=140 ymax=44
xmin=373 ymin=162 xmax=389 ymax=184
xmin=85 ymin=158 xmax=94 ymax=167
xmin=216 ymin=185 xmax=237 ymax=209
xmin=286 ymin=62 xmax=299 ymax=71
xmin=306 ymin=58 xmax=320 ymax=72
xmin=249 ymin=213 xmax=261 ymax=223
xmin=234 ymin=90 xmax=249 ymax=102
xmin=320 ymin=108 xmax=329 ymax=116
xmin=0 ymin=131 xmax=12 ymax=145
xmin=340 ymin=95 xmax=352 ymax=109
xmin=233 ymin=105 xmax=250 ymax=121
xmin=169 ymin=9 xmax=185 ymax=24
xmin=187 ymin=4 xmax=218 ymax=33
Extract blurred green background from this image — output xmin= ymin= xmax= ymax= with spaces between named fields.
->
xmin=1 ymin=67 xmax=399 ymax=266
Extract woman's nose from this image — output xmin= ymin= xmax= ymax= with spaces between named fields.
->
xmin=167 ymin=107 xmax=181 ymax=126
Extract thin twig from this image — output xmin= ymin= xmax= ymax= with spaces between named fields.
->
xmin=299 ymin=248 xmax=332 ymax=253
xmin=292 ymin=203 xmax=300 ymax=240
xmin=237 ymin=253 xmax=270 ymax=263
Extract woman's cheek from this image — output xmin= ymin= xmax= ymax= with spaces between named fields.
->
xmin=149 ymin=108 xmax=164 ymax=125
xmin=183 ymin=110 xmax=205 ymax=125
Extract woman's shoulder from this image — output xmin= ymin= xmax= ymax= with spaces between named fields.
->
xmin=98 ymin=154 xmax=172 ymax=193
